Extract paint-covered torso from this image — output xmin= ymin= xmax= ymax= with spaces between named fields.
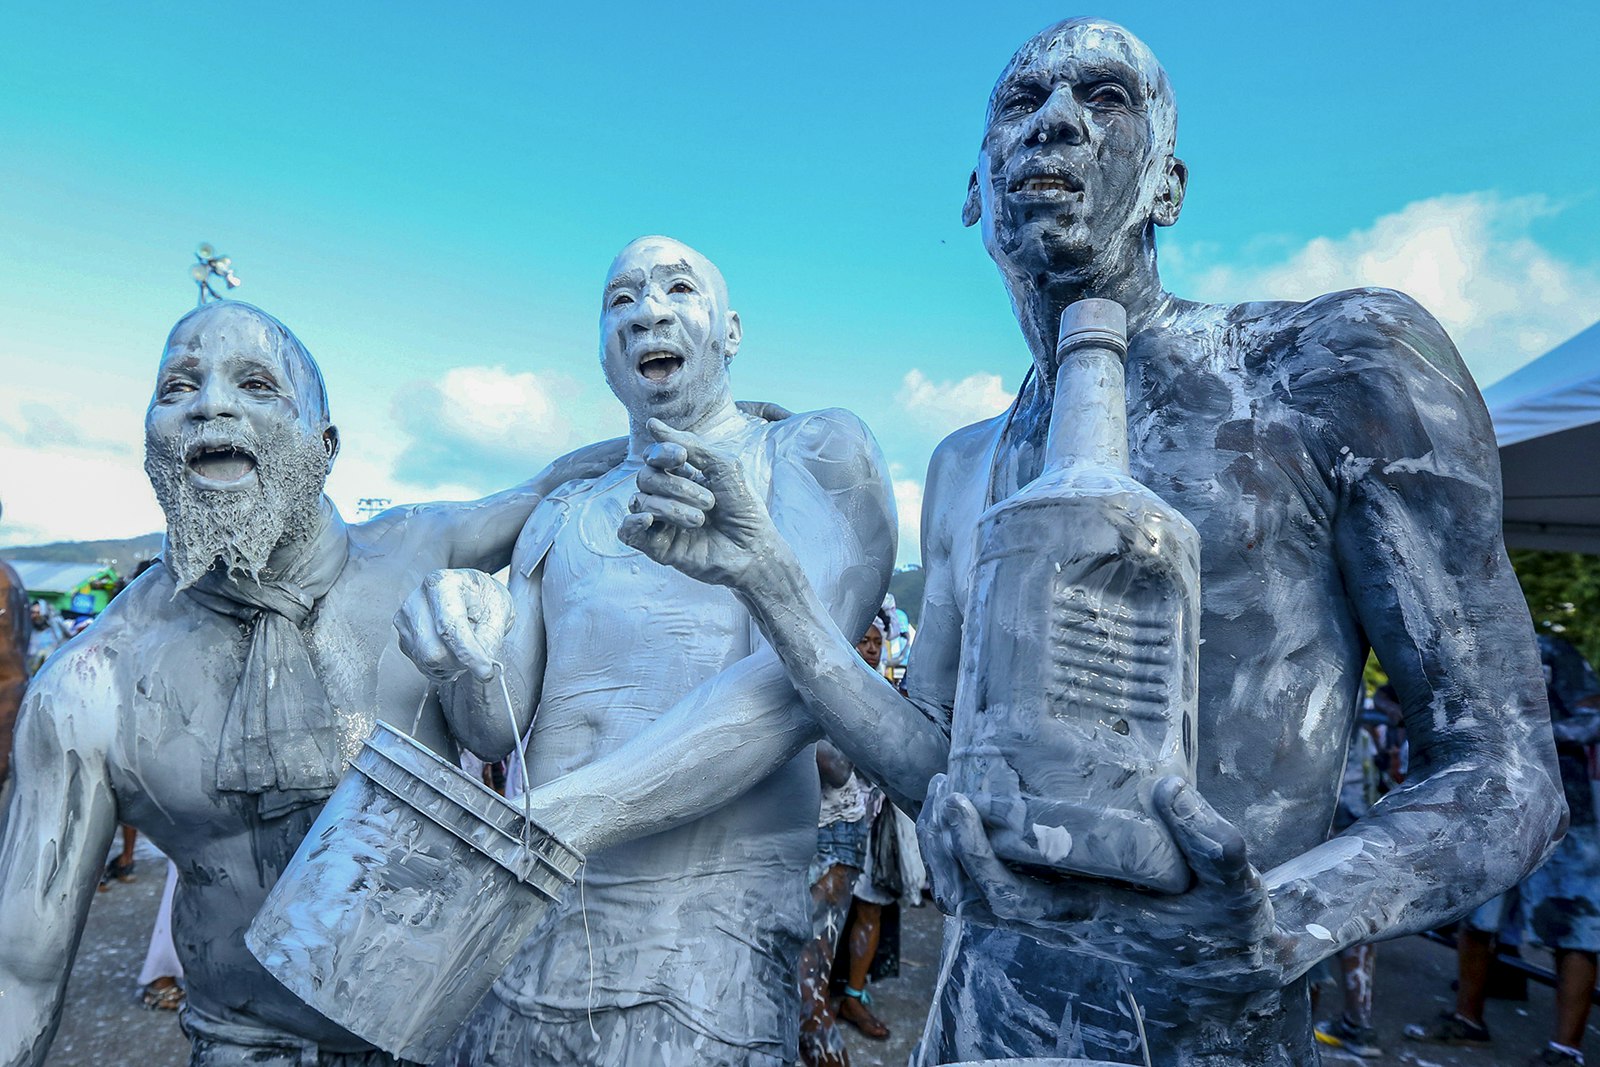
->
xmin=88 ymin=520 xmax=456 ymax=1050
xmin=921 ymin=293 xmax=1437 ymax=1064
xmin=498 ymin=413 xmax=814 ymax=1057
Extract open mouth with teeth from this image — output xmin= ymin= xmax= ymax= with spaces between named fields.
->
xmin=637 ymin=350 xmax=686 ymax=383
xmin=1010 ymin=172 xmax=1085 ymax=195
xmin=187 ymin=445 xmax=258 ymax=483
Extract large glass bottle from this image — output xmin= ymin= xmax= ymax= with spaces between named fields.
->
xmin=948 ymin=298 xmax=1200 ymax=893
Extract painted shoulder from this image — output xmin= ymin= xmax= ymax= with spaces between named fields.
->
xmin=761 ymin=407 xmax=898 ymax=555
xmin=752 ymin=406 xmax=883 ymax=483
xmin=929 ymin=411 xmax=1009 ymax=489
xmin=1236 ymin=287 xmax=1469 ymax=391
xmin=1246 ymin=289 xmax=1498 ymax=492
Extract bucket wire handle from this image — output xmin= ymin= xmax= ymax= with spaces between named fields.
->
xmin=408 ymin=684 xmax=432 ymax=739
xmin=489 ymin=658 xmax=536 ymax=848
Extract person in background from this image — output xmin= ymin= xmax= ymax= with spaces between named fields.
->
xmin=137 ymin=861 xmax=184 ymax=1012
xmin=1410 ymin=633 xmax=1600 ymax=1066
xmin=25 ymin=600 xmax=69 ymax=675
xmin=0 ymin=502 xmax=27 ymax=795
xmin=837 ymin=618 xmax=893 ymax=1044
xmin=1314 ymin=697 xmax=1385 ymax=1057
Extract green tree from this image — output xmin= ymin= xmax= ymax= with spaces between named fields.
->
xmin=1509 ymin=548 xmax=1600 ymax=669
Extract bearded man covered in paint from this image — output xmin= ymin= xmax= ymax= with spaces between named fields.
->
xmin=0 ymin=301 xmax=621 ymax=1067
xmin=395 ymin=236 xmax=896 ymax=1066
xmin=594 ymin=19 xmax=1564 ymax=1067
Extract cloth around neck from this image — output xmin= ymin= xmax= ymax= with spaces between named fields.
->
xmin=182 ymin=498 xmax=352 ymax=818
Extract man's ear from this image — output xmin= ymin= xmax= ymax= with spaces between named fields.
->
xmin=1153 ymin=156 xmax=1188 ymax=228
xmin=962 ymin=169 xmax=982 ymax=228
xmin=723 ymin=311 xmax=742 ymax=364
xmin=323 ymin=426 xmax=341 ymax=470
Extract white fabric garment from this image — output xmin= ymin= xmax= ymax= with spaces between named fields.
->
xmin=137 ymin=860 xmax=183 ymax=986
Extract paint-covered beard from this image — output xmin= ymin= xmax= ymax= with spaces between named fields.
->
xmin=144 ymin=419 xmax=329 ymax=589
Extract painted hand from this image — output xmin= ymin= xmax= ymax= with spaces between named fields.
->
xmin=393 ymin=569 xmax=514 ymax=683
xmin=919 ymin=773 xmax=1298 ymax=993
xmin=617 ymin=418 xmax=788 ymax=591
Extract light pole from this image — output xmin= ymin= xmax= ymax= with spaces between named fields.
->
xmin=190 ymin=243 xmax=241 ymax=305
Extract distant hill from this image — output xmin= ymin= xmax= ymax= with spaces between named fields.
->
xmin=888 ymin=566 xmax=924 ymax=627
xmin=0 ymin=532 xmax=163 ymax=576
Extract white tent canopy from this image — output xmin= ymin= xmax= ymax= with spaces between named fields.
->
xmin=1485 ymin=321 xmax=1600 ymax=553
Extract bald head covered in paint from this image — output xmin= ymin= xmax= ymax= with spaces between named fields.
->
xmin=143 ymin=302 xmax=340 ymax=587
xmin=964 ymin=18 xmax=1186 ymax=328
xmin=599 ymin=236 xmax=743 ymax=441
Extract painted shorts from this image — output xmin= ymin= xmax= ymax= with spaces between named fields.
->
xmin=809 ymin=814 xmax=869 ymax=884
xmin=1467 ymin=821 xmax=1600 ymax=952
xmin=180 ymin=1006 xmax=419 ymax=1067
xmin=436 ymin=992 xmax=791 ymax=1067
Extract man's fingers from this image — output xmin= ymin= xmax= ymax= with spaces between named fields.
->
xmin=641 ymin=441 xmax=690 ymax=472
xmin=629 ymin=492 xmax=706 ymax=530
xmin=637 ymin=464 xmax=716 ymax=510
xmin=619 ymin=511 xmax=673 ymax=560
xmin=394 ymin=600 xmax=463 ymax=681
xmin=942 ymin=792 xmax=1042 ymax=922
xmin=1152 ymin=777 xmax=1252 ymax=888
xmin=438 ymin=623 xmax=495 ymax=683
xmin=646 ymin=418 xmax=732 ymax=479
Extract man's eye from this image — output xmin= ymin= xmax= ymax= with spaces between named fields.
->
xmin=1085 ymin=83 xmax=1131 ymax=107
xmin=610 ymin=293 xmax=635 ymax=308
xmin=1001 ymin=90 xmax=1040 ymax=115
xmin=161 ymin=380 xmax=196 ymax=396
xmin=668 ymin=281 xmax=695 ymax=295
xmin=241 ymin=379 xmax=274 ymax=392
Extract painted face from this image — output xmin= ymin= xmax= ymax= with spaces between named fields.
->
xmin=598 ymin=237 xmax=741 ymax=430
xmin=970 ymin=19 xmax=1179 ymax=282
xmin=143 ymin=305 xmax=333 ymax=585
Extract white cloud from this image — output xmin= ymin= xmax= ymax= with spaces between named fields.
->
xmin=892 ymin=475 xmax=923 ymax=568
xmin=1182 ymin=193 xmax=1600 ymax=386
xmin=0 ymin=395 xmax=160 ymax=547
xmin=389 ymin=365 xmax=625 ymax=492
xmin=896 ymin=369 xmax=1014 ymax=441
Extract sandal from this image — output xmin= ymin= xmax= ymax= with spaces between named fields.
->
xmin=839 ymin=986 xmax=890 ymax=1040
xmin=141 ymin=979 xmax=185 ymax=1012
xmin=105 ymin=858 xmax=137 ymax=885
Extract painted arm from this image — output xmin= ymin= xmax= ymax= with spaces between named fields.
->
xmin=429 ymin=436 xmax=628 ymax=573
xmin=0 ymin=662 xmax=120 ymax=1066
xmin=1253 ymin=291 xmax=1564 ymax=976
xmin=817 ymin=739 xmax=853 ymax=789
xmin=523 ymin=410 xmax=896 ymax=855
xmin=619 ymin=414 xmax=961 ymax=816
xmin=0 ymin=566 xmax=27 ymax=784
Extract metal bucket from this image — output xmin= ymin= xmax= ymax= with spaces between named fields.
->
xmin=246 ymin=720 xmax=580 ymax=1063
xmin=945 ymin=1061 xmax=1128 ymax=1066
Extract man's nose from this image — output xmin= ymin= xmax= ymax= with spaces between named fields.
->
xmin=630 ymin=291 xmax=676 ymax=334
xmin=1024 ymin=86 xmax=1086 ymax=147
xmin=189 ymin=377 xmax=242 ymax=421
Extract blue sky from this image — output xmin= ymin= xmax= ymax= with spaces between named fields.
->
xmin=3 ymin=2 xmax=1598 ymax=562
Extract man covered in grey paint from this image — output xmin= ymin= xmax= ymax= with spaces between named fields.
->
xmin=395 ymin=236 xmax=895 ymax=1066
xmin=0 ymin=302 xmax=620 ymax=1067
xmin=603 ymin=18 xmax=1564 ymax=1066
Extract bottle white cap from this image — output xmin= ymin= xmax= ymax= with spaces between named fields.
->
xmin=1057 ymin=298 xmax=1128 ymax=358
